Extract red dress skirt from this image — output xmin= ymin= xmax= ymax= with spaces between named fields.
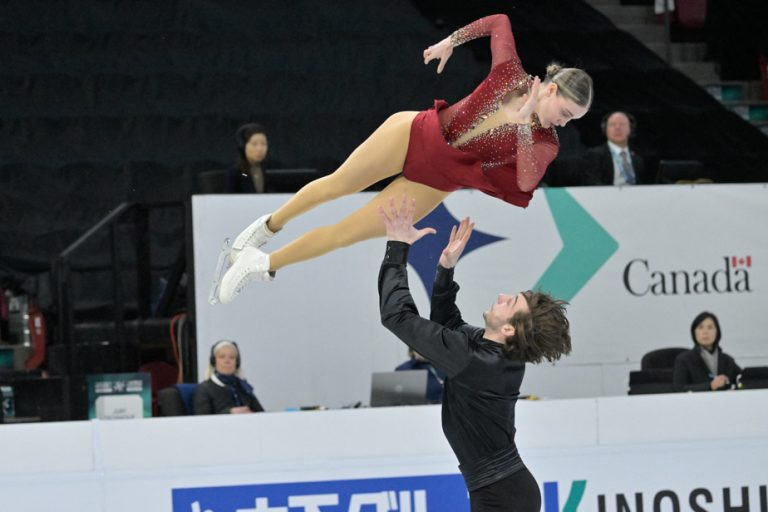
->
xmin=402 ymin=100 xmax=479 ymax=193
xmin=402 ymin=100 xmax=536 ymax=208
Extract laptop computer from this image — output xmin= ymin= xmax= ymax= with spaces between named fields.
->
xmin=370 ymin=370 xmax=429 ymax=407
xmin=656 ymin=159 xmax=705 ymax=184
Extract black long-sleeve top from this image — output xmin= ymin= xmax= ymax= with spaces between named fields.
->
xmin=378 ymin=241 xmax=525 ymax=491
xmin=673 ymin=347 xmax=742 ymax=392
xmin=193 ymin=379 xmax=264 ymax=415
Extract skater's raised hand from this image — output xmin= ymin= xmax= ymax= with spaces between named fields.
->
xmin=423 ymin=37 xmax=453 ymax=74
xmin=504 ymin=76 xmax=541 ymax=125
xmin=379 ymin=195 xmax=436 ymax=245
xmin=439 ymin=217 xmax=474 ymax=269
xmin=518 ymin=76 xmax=541 ymax=124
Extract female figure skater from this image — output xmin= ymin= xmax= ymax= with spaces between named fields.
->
xmin=213 ymin=14 xmax=593 ymax=304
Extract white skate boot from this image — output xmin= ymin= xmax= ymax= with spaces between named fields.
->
xmin=215 ymin=247 xmax=273 ymax=304
xmin=208 ymin=237 xmax=234 ymax=305
xmin=230 ymin=213 xmax=277 ymax=262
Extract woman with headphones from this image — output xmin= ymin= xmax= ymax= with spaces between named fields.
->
xmin=211 ymin=13 xmax=593 ymax=304
xmin=193 ymin=340 xmax=265 ymax=414
xmin=226 ymin=123 xmax=271 ymax=194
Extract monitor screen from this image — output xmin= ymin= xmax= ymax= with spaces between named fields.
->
xmin=0 ymin=347 xmax=14 ymax=370
xmin=656 ymin=160 xmax=705 ymax=184
xmin=265 ymin=168 xmax=319 ymax=192
xmin=370 ymin=370 xmax=429 ymax=407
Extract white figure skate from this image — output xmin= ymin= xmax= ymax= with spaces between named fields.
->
xmin=216 ymin=247 xmax=273 ymax=304
xmin=208 ymin=238 xmax=233 ymax=305
xmin=230 ymin=213 xmax=276 ymax=262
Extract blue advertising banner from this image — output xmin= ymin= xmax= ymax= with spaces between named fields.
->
xmin=172 ymin=474 xmax=468 ymax=512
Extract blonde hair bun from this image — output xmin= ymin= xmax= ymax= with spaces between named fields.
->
xmin=546 ymin=63 xmax=563 ymax=79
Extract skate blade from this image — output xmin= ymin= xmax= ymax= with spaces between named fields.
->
xmin=208 ymin=238 xmax=233 ymax=305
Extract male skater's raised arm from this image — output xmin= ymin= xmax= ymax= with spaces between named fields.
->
xmin=378 ymin=195 xmax=572 ymax=512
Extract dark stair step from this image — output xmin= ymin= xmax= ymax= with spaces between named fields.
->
xmin=0 ymin=68 xmax=461 ymax=117
xmin=0 ymin=0 xmax=431 ymax=35
xmin=72 ymin=318 xmax=173 ymax=345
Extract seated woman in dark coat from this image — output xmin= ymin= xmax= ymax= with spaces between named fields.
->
xmin=673 ymin=312 xmax=741 ymax=392
xmin=194 ymin=340 xmax=264 ymax=414
xmin=226 ymin=123 xmax=271 ymax=194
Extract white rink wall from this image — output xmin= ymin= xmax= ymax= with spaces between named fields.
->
xmin=0 ymin=390 xmax=766 ymax=511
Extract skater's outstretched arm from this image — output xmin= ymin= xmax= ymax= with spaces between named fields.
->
xmin=423 ymin=14 xmax=519 ymax=74
xmin=430 ymin=217 xmax=474 ymax=330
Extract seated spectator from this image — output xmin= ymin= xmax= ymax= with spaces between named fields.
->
xmin=227 ymin=123 xmax=272 ymax=193
xmin=194 ymin=340 xmax=265 ymax=414
xmin=395 ymin=348 xmax=445 ymax=403
xmin=673 ymin=312 xmax=742 ymax=392
xmin=582 ymin=111 xmax=648 ymax=186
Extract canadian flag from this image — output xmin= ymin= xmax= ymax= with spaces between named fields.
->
xmin=731 ymin=256 xmax=752 ymax=268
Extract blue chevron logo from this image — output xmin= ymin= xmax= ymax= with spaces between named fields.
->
xmin=411 ymin=203 xmax=504 ymax=296
xmin=409 ymin=190 xmax=618 ymax=301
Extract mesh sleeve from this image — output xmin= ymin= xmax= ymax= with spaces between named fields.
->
xmin=515 ymin=126 xmax=559 ymax=192
xmin=449 ymin=14 xmax=519 ymax=68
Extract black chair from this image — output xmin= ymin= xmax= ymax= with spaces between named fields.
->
xmin=197 ymin=169 xmax=230 ymax=194
xmin=641 ymin=348 xmax=688 ymax=370
xmin=629 ymin=347 xmax=688 ymax=395
xmin=738 ymin=366 xmax=768 ymax=390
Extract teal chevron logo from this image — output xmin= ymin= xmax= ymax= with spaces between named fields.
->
xmin=533 ymin=189 xmax=619 ymax=301
xmin=545 ymin=480 xmax=587 ymax=512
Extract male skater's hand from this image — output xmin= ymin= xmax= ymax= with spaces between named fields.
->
xmin=439 ymin=217 xmax=475 ymax=269
xmin=378 ymin=195 xmax=436 ymax=245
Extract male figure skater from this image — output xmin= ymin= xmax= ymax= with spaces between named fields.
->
xmin=378 ymin=196 xmax=572 ymax=511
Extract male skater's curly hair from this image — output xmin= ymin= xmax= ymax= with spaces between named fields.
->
xmin=503 ymin=291 xmax=571 ymax=363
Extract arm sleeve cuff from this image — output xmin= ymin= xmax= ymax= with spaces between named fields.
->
xmin=384 ymin=241 xmax=410 ymax=264
xmin=435 ymin=265 xmax=454 ymax=289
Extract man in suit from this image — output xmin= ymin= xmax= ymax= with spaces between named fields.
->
xmin=582 ymin=111 xmax=647 ymax=186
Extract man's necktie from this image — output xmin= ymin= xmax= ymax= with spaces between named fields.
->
xmin=620 ymin=150 xmax=636 ymax=185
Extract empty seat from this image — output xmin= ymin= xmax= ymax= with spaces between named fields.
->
xmin=628 ymin=347 xmax=689 ymax=395
xmin=157 ymin=383 xmax=197 ymax=416
xmin=676 ymin=0 xmax=707 ymax=29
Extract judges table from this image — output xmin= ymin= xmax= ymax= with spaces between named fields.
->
xmin=1 ymin=390 xmax=767 ymax=512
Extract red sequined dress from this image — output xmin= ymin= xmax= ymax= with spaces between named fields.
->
xmin=402 ymin=14 xmax=559 ymax=208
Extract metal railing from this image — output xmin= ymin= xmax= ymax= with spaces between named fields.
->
xmin=53 ymin=201 xmax=185 ymax=374
xmin=661 ymin=0 xmax=672 ymax=63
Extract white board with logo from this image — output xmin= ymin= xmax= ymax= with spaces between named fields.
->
xmin=193 ymin=184 xmax=768 ymax=408
xmin=0 ymin=390 xmax=766 ymax=512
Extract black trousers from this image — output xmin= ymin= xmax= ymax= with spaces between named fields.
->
xmin=469 ymin=467 xmax=541 ymax=512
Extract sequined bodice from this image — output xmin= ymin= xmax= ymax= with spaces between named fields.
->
xmin=437 ymin=15 xmax=559 ymax=192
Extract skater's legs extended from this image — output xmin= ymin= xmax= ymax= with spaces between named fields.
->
xmin=269 ymin=176 xmax=449 ymax=271
xmin=267 ymin=111 xmax=419 ymax=232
